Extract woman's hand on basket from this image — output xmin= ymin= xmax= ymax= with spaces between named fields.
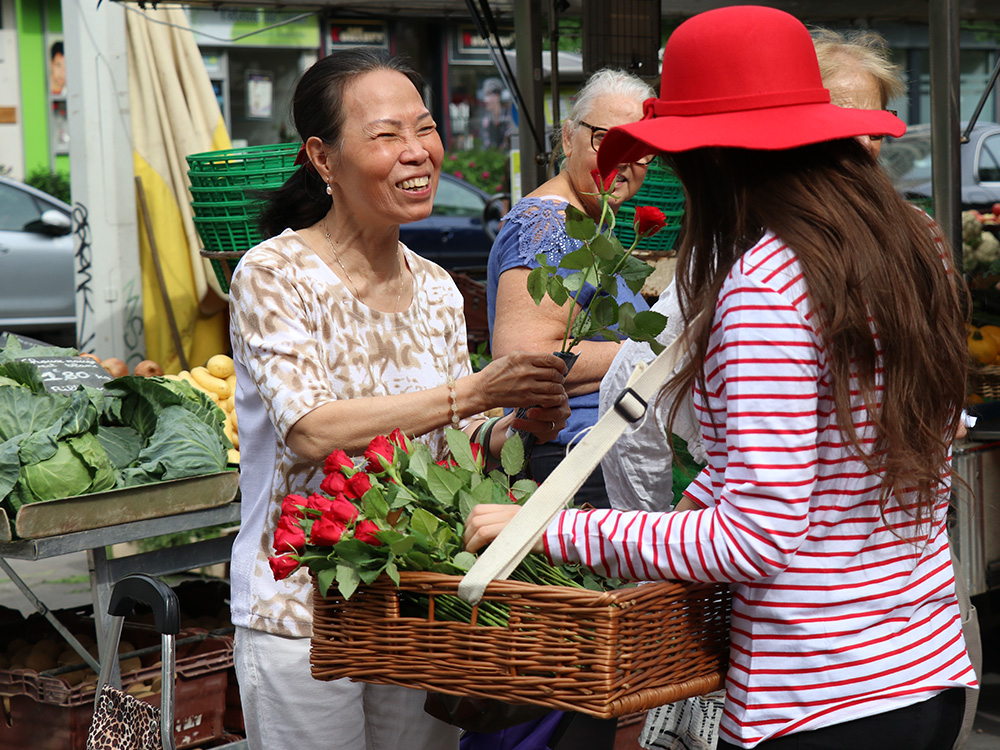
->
xmin=477 ymin=352 xmax=569 ymax=409
xmin=464 ymin=503 xmax=543 ymax=554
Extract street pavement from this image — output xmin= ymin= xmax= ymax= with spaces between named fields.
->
xmin=1 ymin=552 xmax=999 ymax=748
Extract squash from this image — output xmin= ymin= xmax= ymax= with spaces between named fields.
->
xmin=968 ymin=328 xmax=999 ymax=365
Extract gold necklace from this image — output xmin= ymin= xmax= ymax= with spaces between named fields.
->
xmin=323 ymin=218 xmax=405 ymax=312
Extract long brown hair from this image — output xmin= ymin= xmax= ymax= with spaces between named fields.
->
xmin=663 ymin=138 xmax=967 ymax=531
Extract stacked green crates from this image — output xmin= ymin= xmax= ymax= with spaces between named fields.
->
xmin=615 ymin=160 xmax=685 ymax=253
xmin=186 ymin=143 xmax=300 ymax=292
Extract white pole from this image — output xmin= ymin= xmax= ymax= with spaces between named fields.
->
xmin=62 ymin=0 xmax=144 ymax=366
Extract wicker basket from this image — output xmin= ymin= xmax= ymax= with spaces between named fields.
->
xmin=973 ymin=364 xmax=1000 ymax=400
xmin=310 ymin=572 xmax=731 ymax=719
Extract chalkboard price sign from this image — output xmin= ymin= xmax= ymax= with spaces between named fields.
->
xmin=18 ymin=357 xmax=112 ymax=393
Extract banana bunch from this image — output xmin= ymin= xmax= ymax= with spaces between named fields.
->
xmin=165 ymin=355 xmax=240 ymax=465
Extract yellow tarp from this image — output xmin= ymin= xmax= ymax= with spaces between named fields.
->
xmin=126 ymin=6 xmax=231 ymax=374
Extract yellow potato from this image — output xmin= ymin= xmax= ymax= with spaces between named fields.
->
xmin=227 ymin=448 xmax=241 ymax=465
xmin=224 ymin=420 xmax=239 ymax=449
xmin=206 ymin=354 xmax=235 ymax=379
xmin=191 ymin=366 xmax=231 ymax=399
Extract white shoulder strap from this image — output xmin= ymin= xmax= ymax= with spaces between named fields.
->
xmin=458 ymin=321 xmax=696 ymax=605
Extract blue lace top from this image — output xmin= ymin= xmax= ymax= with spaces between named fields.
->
xmin=486 ymin=196 xmax=649 ymax=447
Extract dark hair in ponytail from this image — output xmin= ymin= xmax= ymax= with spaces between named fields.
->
xmin=257 ymin=48 xmax=423 ymax=238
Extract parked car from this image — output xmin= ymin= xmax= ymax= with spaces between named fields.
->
xmin=879 ymin=121 xmax=1000 ymax=212
xmin=399 ymin=172 xmax=505 ymax=278
xmin=0 ymin=175 xmax=76 ymax=348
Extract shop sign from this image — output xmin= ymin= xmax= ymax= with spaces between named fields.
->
xmin=450 ymin=25 xmax=515 ymax=64
xmin=327 ymin=20 xmax=389 ymax=50
xmin=188 ymin=9 xmax=320 ymax=49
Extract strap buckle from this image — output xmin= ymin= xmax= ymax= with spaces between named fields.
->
xmin=613 ymin=387 xmax=647 ymax=424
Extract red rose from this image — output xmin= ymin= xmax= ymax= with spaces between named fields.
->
xmin=354 ymin=519 xmax=382 ymax=546
xmin=388 ymin=428 xmax=412 ymax=454
xmin=633 ymin=205 xmax=667 ymax=238
xmin=329 ymin=495 xmax=360 ymax=524
xmin=311 ymin=513 xmax=347 ymax=546
xmin=323 ymin=449 xmax=354 ymax=476
xmin=304 ymin=493 xmax=334 ymax=515
xmin=470 ymin=441 xmax=484 ymax=469
xmin=344 ymin=472 xmax=373 ymax=499
xmin=320 ymin=472 xmax=348 ymax=496
xmin=273 ymin=515 xmax=306 ymax=553
xmin=591 ymin=168 xmax=618 ymax=194
xmin=280 ymin=494 xmax=308 ymax=520
xmin=437 ymin=457 xmax=457 ymax=468
xmin=269 ymin=554 xmax=299 ymax=581
xmin=365 ymin=435 xmax=395 ymax=472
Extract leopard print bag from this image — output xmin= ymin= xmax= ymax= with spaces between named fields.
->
xmin=86 ymin=684 xmax=162 ymax=750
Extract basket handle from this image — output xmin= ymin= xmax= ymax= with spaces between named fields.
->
xmin=458 ymin=315 xmax=699 ymax=605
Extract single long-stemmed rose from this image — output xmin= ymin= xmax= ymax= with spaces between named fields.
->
xmin=526 ymin=169 xmax=671 ymax=355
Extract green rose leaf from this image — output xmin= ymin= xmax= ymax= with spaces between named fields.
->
xmin=510 ymin=478 xmax=538 ymax=502
xmin=384 ymin=560 xmax=400 ymax=586
xmin=317 ymin=567 xmax=338 ymax=598
xmin=617 ymin=301 xmax=637 ymax=333
xmin=411 ymin=507 xmax=441 ymax=536
xmin=389 ymin=535 xmax=416 ymax=555
xmin=559 ymin=247 xmax=594 ymax=270
xmin=500 ymin=433 xmax=525 ymax=476
xmin=361 ymin=489 xmax=389 ymax=521
xmin=445 ymin=428 xmax=477 ymax=472
xmin=589 ymin=295 xmax=618 ymax=329
xmin=619 ymin=254 xmax=655 ymax=294
xmin=452 ymin=551 xmax=477 ymax=571
xmin=564 ymin=204 xmax=597 ymax=240
xmin=590 ymin=233 xmax=619 ymax=261
xmin=336 ymin=564 xmax=361 ymax=600
xmin=527 ymin=266 xmax=548 ymax=305
xmin=634 ymin=309 xmax=669 ymax=339
xmin=427 ymin=462 xmax=464 ymax=504
xmin=407 ymin=443 xmax=432 ymax=481
xmin=546 ymin=275 xmax=570 ymax=306
xmin=562 ymin=271 xmax=586 ymax=294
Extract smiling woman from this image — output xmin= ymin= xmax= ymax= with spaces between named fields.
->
xmin=227 ymin=47 xmax=570 ymax=750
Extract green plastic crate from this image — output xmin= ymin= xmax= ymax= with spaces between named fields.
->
xmin=186 ymin=142 xmax=300 ymax=175
xmin=193 ymin=215 xmax=262 ymax=255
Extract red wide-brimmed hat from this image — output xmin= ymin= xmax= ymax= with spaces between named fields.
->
xmin=597 ymin=5 xmax=906 ymax=174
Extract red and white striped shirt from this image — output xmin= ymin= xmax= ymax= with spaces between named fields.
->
xmin=544 ymin=233 xmax=976 ymax=748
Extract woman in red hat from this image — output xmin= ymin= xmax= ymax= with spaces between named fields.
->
xmin=465 ymin=6 xmax=975 ymax=749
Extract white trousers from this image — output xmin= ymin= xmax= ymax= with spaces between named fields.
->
xmin=234 ymin=625 xmax=461 ymax=750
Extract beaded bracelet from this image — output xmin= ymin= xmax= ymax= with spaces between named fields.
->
xmin=446 ymin=375 xmax=460 ymax=429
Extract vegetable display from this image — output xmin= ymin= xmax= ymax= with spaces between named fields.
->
xmin=0 ymin=338 xmax=232 ymax=526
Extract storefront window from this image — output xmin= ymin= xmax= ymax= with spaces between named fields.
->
xmin=918 ymin=49 xmax=997 ymax=124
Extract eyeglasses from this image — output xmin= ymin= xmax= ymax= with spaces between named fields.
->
xmin=869 ymin=110 xmax=898 ymax=143
xmin=578 ymin=120 xmax=656 ymax=166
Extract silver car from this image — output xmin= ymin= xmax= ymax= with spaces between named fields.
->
xmin=879 ymin=121 xmax=1000 ymax=213
xmin=0 ymin=175 xmax=75 ymax=347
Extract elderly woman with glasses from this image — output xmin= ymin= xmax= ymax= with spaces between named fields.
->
xmin=486 ymin=68 xmax=655 ymax=505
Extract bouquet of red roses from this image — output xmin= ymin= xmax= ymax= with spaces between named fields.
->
xmin=268 ymin=428 xmax=618 ymax=625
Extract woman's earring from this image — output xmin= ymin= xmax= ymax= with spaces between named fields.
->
xmin=325 ymin=182 xmax=332 ymax=196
